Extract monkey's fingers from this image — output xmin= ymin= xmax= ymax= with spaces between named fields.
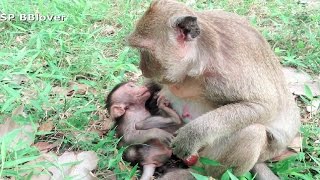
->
xmin=159 ymin=134 xmax=174 ymax=146
xmin=171 ymin=146 xmax=191 ymax=159
xmin=170 ymin=134 xmax=197 ymax=159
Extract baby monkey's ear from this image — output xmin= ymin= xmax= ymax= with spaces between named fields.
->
xmin=110 ymin=104 xmax=126 ymax=119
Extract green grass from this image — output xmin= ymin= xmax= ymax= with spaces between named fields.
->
xmin=0 ymin=0 xmax=319 ymax=179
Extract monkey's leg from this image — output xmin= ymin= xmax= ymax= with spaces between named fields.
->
xmin=199 ymin=124 xmax=277 ymax=179
xmin=140 ymin=164 xmax=156 ymax=180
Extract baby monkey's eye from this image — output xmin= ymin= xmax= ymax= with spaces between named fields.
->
xmin=127 ymin=83 xmax=135 ymax=88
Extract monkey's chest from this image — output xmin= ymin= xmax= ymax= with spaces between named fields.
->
xmin=163 ymin=89 xmax=213 ymax=123
xmin=178 ymin=100 xmax=212 ymax=123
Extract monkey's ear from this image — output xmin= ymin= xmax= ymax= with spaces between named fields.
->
xmin=175 ymin=16 xmax=200 ymax=41
xmin=110 ymin=104 xmax=126 ymax=119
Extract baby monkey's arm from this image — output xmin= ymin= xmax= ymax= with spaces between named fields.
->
xmin=136 ymin=97 xmax=181 ymax=130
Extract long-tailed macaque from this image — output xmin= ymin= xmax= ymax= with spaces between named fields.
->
xmin=105 ymin=82 xmax=183 ymax=180
xmin=127 ymin=0 xmax=301 ymax=179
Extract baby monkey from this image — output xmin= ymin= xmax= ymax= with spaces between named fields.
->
xmin=105 ymin=82 xmax=182 ymax=180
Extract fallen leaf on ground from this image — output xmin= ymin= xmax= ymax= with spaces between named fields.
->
xmin=288 ymin=134 xmax=303 ymax=152
xmin=51 ymin=86 xmax=71 ymax=96
xmin=88 ymin=108 xmax=114 ymax=136
xmin=282 ymin=67 xmax=320 ymax=96
xmin=0 ymin=105 xmax=37 ymax=150
xmin=100 ymin=170 xmax=117 ymax=180
xmin=124 ymin=71 xmax=142 ymax=82
xmin=68 ymin=82 xmax=97 ymax=96
xmin=118 ymin=161 xmax=127 ymax=172
xmin=1 ymin=74 xmax=29 ymax=85
xmin=101 ymin=25 xmax=116 ymax=36
xmin=33 ymin=142 xmax=58 ymax=152
xmin=21 ymin=88 xmax=38 ymax=103
xmin=38 ymin=121 xmax=54 ymax=132
xmin=271 ymin=134 xmax=302 ymax=162
xmin=51 ymin=82 xmax=97 ymax=97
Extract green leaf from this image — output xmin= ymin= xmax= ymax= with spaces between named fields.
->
xmin=128 ymin=164 xmax=138 ymax=178
xmin=304 ymin=84 xmax=313 ymax=100
xmin=199 ymin=157 xmax=221 ymax=167
xmin=227 ymin=170 xmax=239 ymax=180
xmin=300 ymin=95 xmax=311 ymax=105
xmin=297 ymin=41 xmax=305 ymax=49
xmin=191 ymin=172 xmax=209 ymax=180
xmin=191 ymin=166 xmax=206 ymax=174
xmin=2 ymin=156 xmax=39 ymax=168
xmin=221 ymin=170 xmax=230 ymax=180
xmin=239 ymin=172 xmax=253 ymax=180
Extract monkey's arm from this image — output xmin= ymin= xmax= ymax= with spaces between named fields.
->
xmin=136 ymin=104 xmax=182 ymax=130
xmin=124 ymin=128 xmax=173 ymax=145
xmin=135 ymin=116 xmax=181 ymax=130
xmin=171 ymin=101 xmax=272 ymax=158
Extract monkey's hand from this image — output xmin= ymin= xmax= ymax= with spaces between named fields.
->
xmin=171 ymin=124 xmax=202 ymax=159
xmin=157 ymin=94 xmax=170 ymax=107
xmin=156 ymin=129 xmax=175 ymax=146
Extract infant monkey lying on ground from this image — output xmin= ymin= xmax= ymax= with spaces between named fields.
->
xmin=105 ymin=82 xmax=183 ymax=180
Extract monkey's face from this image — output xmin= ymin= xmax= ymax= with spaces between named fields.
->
xmin=127 ymin=0 xmax=200 ymax=84
xmin=113 ymin=82 xmax=151 ymax=105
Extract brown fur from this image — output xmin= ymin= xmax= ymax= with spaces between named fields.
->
xmin=127 ymin=0 xmax=300 ymax=179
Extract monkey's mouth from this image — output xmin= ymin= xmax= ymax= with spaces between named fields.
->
xmin=139 ymin=89 xmax=151 ymax=97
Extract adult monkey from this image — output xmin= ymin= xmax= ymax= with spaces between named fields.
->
xmin=127 ymin=0 xmax=300 ymax=179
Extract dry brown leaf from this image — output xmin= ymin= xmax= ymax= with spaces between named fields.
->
xmin=12 ymin=104 xmax=25 ymax=116
xmin=2 ymin=74 xmax=29 ymax=85
xmin=33 ymin=142 xmax=57 ymax=152
xmin=38 ymin=121 xmax=54 ymax=132
xmin=21 ymin=88 xmax=38 ymax=103
xmin=271 ymin=134 xmax=302 ymax=162
xmin=51 ymin=86 xmax=70 ymax=96
xmin=118 ymin=161 xmax=127 ymax=171
xmin=288 ymin=134 xmax=303 ymax=153
xmin=124 ymin=71 xmax=142 ymax=82
xmin=101 ymin=25 xmax=116 ymax=36
xmin=88 ymin=108 xmax=114 ymax=136
xmin=102 ymin=170 xmax=117 ymax=180
xmin=271 ymin=150 xmax=297 ymax=162
xmin=15 ymin=35 xmax=28 ymax=44
xmin=0 ymin=118 xmax=36 ymax=150
xmin=0 ymin=106 xmax=37 ymax=149
xmin=301 ymin=115 xmax=311 ymax=123
xmin=282 ymin=67 xmax=320 ymax=96
xmin=68 ymin=82 xmax=97 ymax=96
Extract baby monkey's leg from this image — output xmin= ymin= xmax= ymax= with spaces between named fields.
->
xmin=140 ymin=164 xmax=156 ymax=180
